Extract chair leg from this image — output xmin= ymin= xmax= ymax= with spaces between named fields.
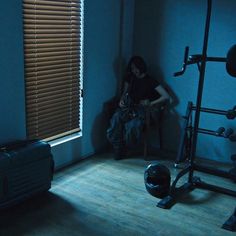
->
xmin=144 ymin=129 xmax=148 ymax=158
xmin=158 ymin=108 xmax=165 ymax=150
xmin=144 ymin=109 xmax=150 ymax=159
xmin=144 ymin=140 xmax=147 ymax=159
xmin=143 ymin=105 xmax=165 ymax=158
xmin=158 ymin=126 xmax=162 ymax=150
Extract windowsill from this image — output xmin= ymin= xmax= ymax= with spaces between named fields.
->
xmin=49 ymin=131 xmax=82 ymax=147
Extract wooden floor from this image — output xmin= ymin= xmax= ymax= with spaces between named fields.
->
xmin=0 ymin=153 xmax=235 ymax=236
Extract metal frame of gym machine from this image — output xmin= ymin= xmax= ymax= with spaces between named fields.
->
xmin=156 ymin=0 xmax=236 ymax=231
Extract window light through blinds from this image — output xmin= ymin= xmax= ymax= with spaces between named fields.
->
xmin=23 ymin=0 xmax=83 ymax=141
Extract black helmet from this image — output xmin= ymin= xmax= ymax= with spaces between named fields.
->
xmin=144 ymin=163 xmax=171 ymax=198
xmin=226 ymin=44 xmax=236 ymax=77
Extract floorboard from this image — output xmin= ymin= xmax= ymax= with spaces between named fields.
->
xmin=0 ymin=153 xmax=235 ymax=236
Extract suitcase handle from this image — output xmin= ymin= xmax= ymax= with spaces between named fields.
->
xmin=0 ymin=139 xmax=39 ymax=152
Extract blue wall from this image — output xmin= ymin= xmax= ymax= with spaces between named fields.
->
xmin=0 ymin=0 xmax=26 ymax=142
xmin=2 ymin=0 xmax=235 ymax=166
xmin=134 ymin=0 xmax=236 ymax=163
xmin=0 ymin=0 xmax=134 ymax=169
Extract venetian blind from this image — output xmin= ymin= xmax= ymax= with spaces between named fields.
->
xmin=23 ymin=0 xmax=83 ymax=141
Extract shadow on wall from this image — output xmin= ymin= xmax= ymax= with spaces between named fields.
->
xmin=148 ymin=61 xmax=181 ymax=155
xmin=90 ymin=0 xmax=128 ymax=155
xmin=133 ymin=0 xmax=183 ymax=154
xmin=91 ymin=111 xmax=110 ymax=153
xmin=91 ymin=56 xmax=127 ymax=154
xmin=112 ymin=55 xmax=127 ymax=96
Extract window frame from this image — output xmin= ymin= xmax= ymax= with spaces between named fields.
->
xmin=23 ymin=0 xmax=84 ymax=144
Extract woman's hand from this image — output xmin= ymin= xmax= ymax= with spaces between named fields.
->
xmin=140 ymin=99 xmax=150 ymax=107
xmin=119 ymin=99 xmax=126 ymax=108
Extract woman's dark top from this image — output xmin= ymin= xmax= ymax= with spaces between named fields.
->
xmin=125 ymin=74 xmax=161 ymax=104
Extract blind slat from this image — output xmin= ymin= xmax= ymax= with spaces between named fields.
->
xmin=24 ymin=24 xmax=79 ymax=30
xmin=25 ymin=70 xmax=78 ymax=81
xmin=24 ymin=33 xmax=80 ymax=39
xmin=28 ymin=114 xmax=79 ymax=128
xmin=24 ymin=4 xmax=79 ymax=12
xmin=26 ymin=84 xmax=79 ymax=96
xmin=25 ymin=50 xmax=79 ymax=59
xmin=43 ymin=128 xmax=81 ymax=142
xmin=26 ymin=66 xmax=79 ymax=78
xmin=25 ymin=59 xmax=79 ymax=69
xmin=24 ymin=9 xmax=79 ymax=16
xmin=24 ymin=14 xmax=80 ymax=21
xmin=27 ymin=96 xmax=79 ymax=111
xmin=25 ymin=61 xmax=79 ymax=72
xmin=26 ymin=90 xmax=80 ymax=99
xmin=24 ymin=19 xmax=80 ymax=25
xmin=23 ymin=0 xmax=81 ymax=7
xmin=28 ymin=124 xmax=79 ymax=139
xmin=24 ymin=29 xmax=79 ymax=35
xmin=26 ymin=83 xmax=79 ymax=94
xmin=24 ymin=0 xmax=79 ymax=7
xmin=28 ymin=103 xmax=79 ymax=119
xmin=28 ymin=121 xmax=79 ymax=135
xmin=25 ymin=43 xmax=80 ymax=51
xmin=25 ymin=47 xmax=80 ymax=55
xmin=24 ymin=37 xmax=79 ymax=44
xmin=25 ymin=55 xmax=79 ymax=65
xmin=32 ymin=128 xmax=81 ymax=142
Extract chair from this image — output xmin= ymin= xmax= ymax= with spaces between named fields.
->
xmin=104 ymin=98 xmax=167 ymax=158
xmin=143 ymin=103 xmax=166 ymax=159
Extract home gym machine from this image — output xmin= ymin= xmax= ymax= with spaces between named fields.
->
xmin=156 ymin=0 xmax=236 ymax=232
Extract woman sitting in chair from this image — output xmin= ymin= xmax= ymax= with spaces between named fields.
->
xmin=107 ymin=56 xmax=170 ymax=159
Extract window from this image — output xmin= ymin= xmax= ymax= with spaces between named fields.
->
xmin=23 ymin=0 xmax=84 ymax=141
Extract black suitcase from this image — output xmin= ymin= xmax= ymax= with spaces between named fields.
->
xmin=0 ymin=139 xmax=54 ymax=209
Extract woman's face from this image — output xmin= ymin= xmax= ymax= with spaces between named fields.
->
xmin=131 ymin=63 xmax=141 ymax=77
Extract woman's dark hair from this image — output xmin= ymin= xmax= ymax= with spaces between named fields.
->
xmin=127 ymin=56 xmax=147 ymax=74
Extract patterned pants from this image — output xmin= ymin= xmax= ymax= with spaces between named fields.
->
xmin=106 ymin=106 xmax=145 ymax=151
